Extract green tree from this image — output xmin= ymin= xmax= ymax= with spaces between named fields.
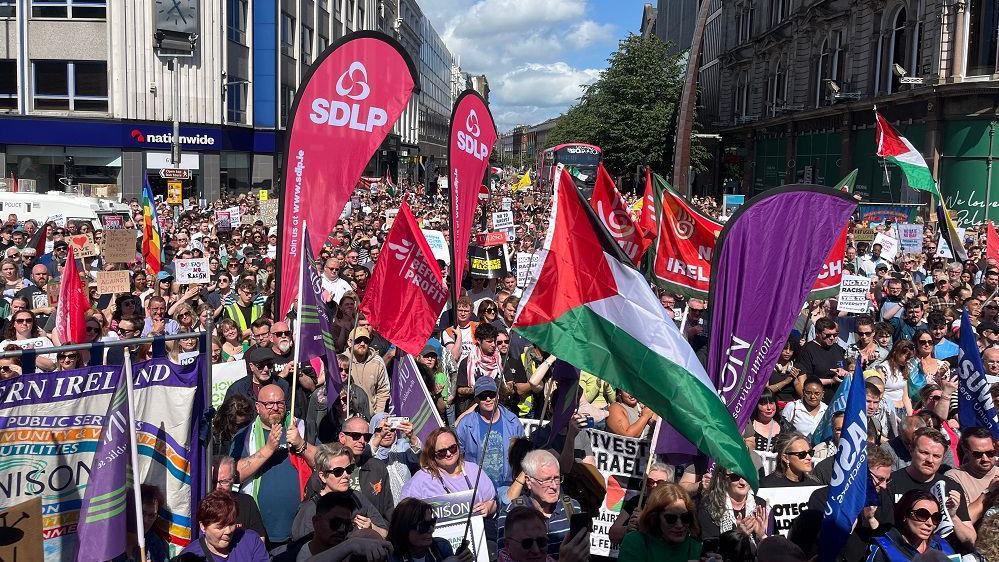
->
xmin=547 ymin=34 xmax=707 ymax=178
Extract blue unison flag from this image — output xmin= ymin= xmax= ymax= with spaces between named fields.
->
xmin=957 ymin=310 xmax=999 ymax=439
xmin=818 ymin=359 xmax=868 ymax=562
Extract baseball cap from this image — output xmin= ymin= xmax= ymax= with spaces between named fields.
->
xmin=11 ymin=226 xmax=25 ymax=234
xmin=157 ymin=271 xmax=174 ymax=281
xmin=976 ymin=321 xmax=999 ymax=336
xmin=348 ymin=326 xmax=372 ymax=343
xmin=244 ymin=346 xmax=275 ymax=366
xmin=420 ymin=344 xmax=437 ymax=357
xmin=473 ymin=376 xmax=498 ymax=397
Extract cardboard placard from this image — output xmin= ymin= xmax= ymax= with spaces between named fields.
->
xmin=96 ymin=270 xmax=131 ymax=295
xmin=0 ymin=497 xmax=43 ymax=562
xmin=100 ymin=228 xmax=137 ymax=263
xmin=873 ymin=232 xmax=899 ymax=261
xmin=491 ymin=211 xmax=514 ymax=230
xmin=852 ymin=227 xmax=877 ymax=243
xmin=897 ymin=223 xmax=923 ymax=254
xmin=260 ymin=200 xmax=279 ymax=224
xmin=67 ymin=232 xmax=99 ymax=258
xmin=837 ymin=274 xmax=873 ymax=314
xmin=175 ymin=258 xmax=210 ymax=284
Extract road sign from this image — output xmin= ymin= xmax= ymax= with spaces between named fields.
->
xmin=167 ymin=181 xmax=183 ymax=204
xmin=160 ymin=168 xmax=191 ymax=180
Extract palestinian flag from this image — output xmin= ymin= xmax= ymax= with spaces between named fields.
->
xmin=514 ymin=167 xmax=758 ymax=487
xmin=833 ymin=169 xmax=858 ymax=193
xmin=567 ymin=166 xmax=590 ymax=182
xmin=875 ymin=111 xmax=939 ymax=197
xmin=936 ymin=201 xmax=968 ymax=262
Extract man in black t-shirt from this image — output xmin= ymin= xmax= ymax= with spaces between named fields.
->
xmin=796 ymin=317 xmax=848 ymax=402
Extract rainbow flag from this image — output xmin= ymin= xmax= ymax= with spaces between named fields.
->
xmin=142 ymin=178 xmax=162 ymax=275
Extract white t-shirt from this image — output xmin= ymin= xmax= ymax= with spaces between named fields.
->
xmin=0 ymin=336 xmax=56 ymax=364
xmin=781 ymin=400 xmax=828 ymax=437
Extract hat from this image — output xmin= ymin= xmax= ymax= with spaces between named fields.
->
xmin=244 ymin=346 xmax=274 ymax=366
xmin=348 ymin=326 xmax=372 ymax=343
xmin=53 ymin=240 xmax=68 ymax=250
xmin=11 ymin=226 xmax=24 ymax=234
xmin=157 ymin=271 xmax=174 ymax=281
xmin=420 ymin=344 xmax=437 ymax=357
xmin=269 ymin=227 xmax=278 ymax=237
xmin=473 ymin=376 xmax=498 ymax=397
xmin=977 ymin=321 xmax=999 ymax=336
xmin=876 ymin=263 xmax=889 ymax=270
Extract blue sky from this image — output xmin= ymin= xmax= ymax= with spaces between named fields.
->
xmin=420 ymin=0 xmax=651 ymax=133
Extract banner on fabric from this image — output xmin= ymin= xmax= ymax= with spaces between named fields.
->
xmin=756 ymin=486 xmax=822 ymax=536
xmin=590 ymin=164 xmax=648 ymax=265
xmin=856 ymin=203 xmax=922 ymax=224
xmin=390 ymin=355 xmax=444 ymax=445
xmin=0 ymin=357 xmax=204 ymax=560
xmin=957 ymin=311 xmax=999 ymax=439
xmin=278 ymin=31 xmax=419 ymax=317
xmin=708 ymin=186 xmax=857 ymax=432
xmin=837 ymin=275 xmax=873 ymax=314
xmin=897 ymin=223 xmax=923 ymax=254
xmin=424 ymin=491 xmax=488 ymax=562
xmin=449 ymin=90 xmax=497 ymax=286
xmin=521 ymin=419 xmax=650 ymax=557
xmin=810 ymin=227 xmax=848 ymax=299
xmin=301 ymin=224 xmax=345 ymax=401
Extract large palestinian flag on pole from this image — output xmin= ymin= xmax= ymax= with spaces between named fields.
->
xmin=514 ymin=167 xmax=758 ymax=486
xmin=875 ymin=110 xmax=939 ymax=198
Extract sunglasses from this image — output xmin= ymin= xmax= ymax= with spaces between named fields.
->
xmin=514 ymin=536 xmax=548 ymax=550
xmin=85 ymin=326 xmax=101 ymax=333
xmin=13 ymin=318 xmax=32 ymax=324
xmin=908 ymin=508 xmax=943 ymax=524
xmin=415 ymin=518 xmax=437 ymax=534
xmin=477 ymin=391 xmax=497 ymax=400
xmin=434 ymin=443 xmax=459 ymax=459
xmin=272 ymin=330 xmax=292 ymax=337
xmin=786 ymin=449 xmax=815 ymax=459
xmin=856 ymin=330 xmax=874 ymax=336
xmin=342 ymin=431 xmax=371 ymax=441
xmin=971 ymin=449 xmax=996 ymax=459
xmin=321 ymin=464 xmax=356 ymax=478
xmin=57 ymin=353 xmax=79 ymax=360
xmin=660 ymin=511 xmax=694 ymax=526
xmin=727 ymin=472 xmax=744 ymax=482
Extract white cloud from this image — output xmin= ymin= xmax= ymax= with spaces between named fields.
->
xmin=494 ymin=63 xmax=600 ymax=107
xmin=567 ymin=20 xmax=617 ymax=49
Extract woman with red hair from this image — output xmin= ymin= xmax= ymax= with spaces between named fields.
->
xmin=180 ymin=489 xmax=268 ymax=561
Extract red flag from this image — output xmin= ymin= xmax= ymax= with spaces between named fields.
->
xmin=30 ymin=222 xmax=50 ymax=256
xmin=987 ymin=222 xmax=999 ymax=264
xmin=638 ymin=166 xmax=657 ymax=240
xmin=589 ymin=164 xmax=648 ymax=266
xmin=55 ymin=246 xmax=90 ymax=344
xmin=360 ymin=202 xmax=447 ymax=355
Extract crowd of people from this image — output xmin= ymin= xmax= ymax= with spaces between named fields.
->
xmin=0 ymin=171 xmax=998 ymax=562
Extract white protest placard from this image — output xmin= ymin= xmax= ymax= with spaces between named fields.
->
xmin=873 ymin=232 xmax=899 ymax=261
xmin=837 ymin=274 xmax=873 ymax=314
xmin=516 ymin=252 xmax=533 ymax=287
xmin=492 ymin=211 xmax=514 ymax=230
xmin=175 ymin=258 xmax=210 ymax=284
xmin=178 ymin=351 xmax=199 ymax=366
xmin=226 ymin=207 xmax=242 ymax=227
xmin=421 ymin=230 xmax=450 ymax=264
xmin=756 ymin=486 xmax=822 ymax=537
xmin=46 ymin=214 xmax=67 ymax=228
xmin=501 ymin=196 xmax=513 ymax=211
xmin=897 ymin=223 xmax=923 ymax=254
xmin=101 ymin=228 xmax=138 ymax=263
xmin=96 ymin=270 xmax=131 ymax=295
xmin=936 ymin=227 xmax=966 ymax=259
xmin=211 ymin=360 xmax=246 ymax=408
xmin=425 ymin=491 xmax=489 ymax=562
xmin=385 ymin=208 xmax=399 ymax=230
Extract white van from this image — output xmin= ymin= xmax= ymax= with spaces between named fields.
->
xmin=0 ymin=191 xmax=131 ymax=229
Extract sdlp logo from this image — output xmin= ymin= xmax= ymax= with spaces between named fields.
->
xmin=309 ymin=61 xmax=388 ymax=132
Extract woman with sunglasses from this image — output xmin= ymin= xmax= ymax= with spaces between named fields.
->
xmin=0 ymin=310 xmax=55 ymax=371
xmin=0 ymin=344 xmax=22 ymax=380
xmin=697 ymin=466 xmax=773 ymax=543
xmin=759 ymin=432 xmax=818 ymax=488
xmin=109 ymin=294 xmax=141 ymax=333
xmin=171 ymin=302 xmax=198 ymax=333
xmin=609 ymin=462 xmax=675 ymax=545
xmin=400 ymin=428 xmax=497 ymax=517
xmin=387 ymin=498 xmax=470 ymax=562
xmin=908 ymin=328 xmax=948 ymax=401
xmin=368 ymin=412 xmax=421 ymax=505
xmin=477 ymin=300 xmax=499 ymax=325
xmin=618 ymin=482 xmax=702 ymax=561
xmin=291 ymin=443 xmax=388 ymax=540
xmin=865 ymin=489 xmax=957 ymax=560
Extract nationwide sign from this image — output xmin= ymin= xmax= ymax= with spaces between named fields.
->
xmin=129 ymin=129 xmax=217 ymax=147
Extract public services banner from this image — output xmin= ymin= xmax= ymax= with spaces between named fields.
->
xmin=707 ymin=186 xmax=856 ymax=431
xmin=390 ymin=354 xmax=445 ymax=444
xmin=278 ymin=31 xmax=419 ymax=316
xmin=0 ymin=357 xmax=204 ymax=560
xmin=449 ymin=90 xmax=497 ymax=287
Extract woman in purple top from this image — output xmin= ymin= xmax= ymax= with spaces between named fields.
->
xmin=400 ymin=428 xmax=498 ymax=517
xmin=180 ymin=489 xmax=268 ymax=562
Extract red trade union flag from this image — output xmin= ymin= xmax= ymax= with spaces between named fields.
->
xmin=360 ymin=202 xmax=447 ymax=355
xmin=988 ymin=221 xmax=999 ymax=264
xmin=590 ymin=164 xmax=648 ymax=266
xmin=55 ymin=245 xmax=89 ymax=344
xmin=638 ymin=167 xmax=657 ymax=240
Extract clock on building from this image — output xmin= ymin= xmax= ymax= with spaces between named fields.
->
xmin=154 ymin=0 xmax=199 ymax=35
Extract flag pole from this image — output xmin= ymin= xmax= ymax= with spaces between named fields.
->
xmin=636 ymin=418 xmax=664 ymax=510
xmin=874 ymin=105 xmax=893 ymax=201
xmin=123 ymin=349 xmax=146 ymax=562
xmin=290 ymin=221 xmax=308 ymax=418
xmin=345 ymin=306 xmax=360 ymax=420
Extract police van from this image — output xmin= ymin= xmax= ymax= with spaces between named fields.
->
xmin=0 ymin=191 xmax=130 ymax=230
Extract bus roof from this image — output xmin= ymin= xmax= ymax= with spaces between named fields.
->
xmin=546 ymin=143 xmax=602 ymax=153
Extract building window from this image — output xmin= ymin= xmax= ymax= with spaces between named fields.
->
xmin=32 ymin=60 xmax=108 ymax=112
xmin=227 ymin=0 xmax=248 ymax=44
xmin=815 ymin=31 xmax=845 ymax=106
xmin=734 ymin=72 xmax=749 ymax=118
xmin=281 ymin=12 xmax=295 ymax=50
xmin=767 ymin=56 xmax=787 ymax=116
xmin=226 ymin=81 xmax=247 ymax=124
xmin=319 ymin=34 xmax=329 ymax=53
xmin=738 ymin=5 xmax=754 ymax=43
xmin=358 ymin=2 xmax=364 ymax=28
xmin=301 ymin=25 xmax=313 ymax=64
xmin=887 ymin=7 xmax=907 ymax=93
xmin=966 ymin=0 xmax=998 ymax=76
xmin=769 ymin=0 xmax=789 ymax=26
xmin=346 ymin=0 xmax=354 ymax=28
xmin=31 ymin=0 xmax=106 ymax=19
xmin=0 ymin=59 xmax=16 ymax=110
xmin=280 ymin=85 xmax=295 ymax=127
xmin=0 ymin=1 xmax=16 ymax=18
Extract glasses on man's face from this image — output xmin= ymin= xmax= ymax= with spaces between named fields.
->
xmin=343 ymin=431 xmax=371 ymax=442
xmin=513 ymin=536 xmax=548 ymax=551
xmin=856 ymin=330 xmax=873 ymax=337
xmin=496 ymin=339 xmax=510 ymax=346
xmin=272 ymin=330 xmax=292 ymax=338
xmin=528 ymin=474 xmax=563 ymax=488
xmin=971 ymin=449 xmax=997 ymax=459
xmin=256 ymin=400 xmax=284 ymax=410
xmin=253 ymin=331 xmax=270 ymax=340
xmin=821 ymin=331 xmax=839 ymax=338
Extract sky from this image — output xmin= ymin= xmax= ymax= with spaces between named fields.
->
xmin=420 ymin=0 xmax=651 ymax=133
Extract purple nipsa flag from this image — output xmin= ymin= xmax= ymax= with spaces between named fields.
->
xmin=392 ymin=354 xmax=444 ymax=444
xmin=546 ymin=360 xmax=581 ymax=447
xmin=299 ymin=225 xmax=344 ymax=404
xmin=708 ymin=186 xmax=856 ymax=431
xmin=76 ymin=367 xmax=131 ymax=562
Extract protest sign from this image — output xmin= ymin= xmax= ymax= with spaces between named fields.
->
xmin=97 ymin=212 xmax=129 ymax=230
xmin=258 ymin=189 xmax=269 ymax=201
xmin=425 ymin=491 xmax=489 ymax=562
xmin=226 ymin=207 xmax=242 ymax=227
xmin=756 ymin=486 xmax=822 ymax=536
xmin=0 ymin=497 xmax=43 ymax=562
xmin=260 ymin=200 xmax=279 ymax=224
xmin=385 ymin=208 xmax=399 ymax=230
xmin=516 ymin=252 xmax=540 ymax=288
xmin=67 ymin=232 xmax=99 ymax=258
xmin=101 ymin=228 xmax=137 ymax=263
xmin=491 ymin=211 xmax=514 ymax=230
xmin=176 ymin=258 xmax=210 ymax=284
xmin=937 ymin=227 xmax=966 ymax=259
xmin=837 ymin=274 xmax=873 ymax=314
xmin=96 ymin=270 xmax=131 ymax=295
xmin=212 ymin=360 xmax=246 ymax=408
xmin=873 ymin=232 xmax=899 ymax=261
xmin=502 ymin=196 xmax=513 ymax=211
xmin=475 ymin=231 xmax=508 ymax=247
xmin=215 ymin=210 xmax=232 ymax=231
xmin=852 ymin=227 xmax=877 ymax=243
xmin=421 ymin=230 xmax=450 ymax=264
xmin=722 ymin=194 xmax=745 ymax=216
xmin=46 ymin=214 xmax=66 ymax=228
xmin=897 ymin=223 xmax=923 ymax=254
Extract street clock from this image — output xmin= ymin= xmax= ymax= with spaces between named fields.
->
xmin=155 ymin=0 xmax=199 ymax=35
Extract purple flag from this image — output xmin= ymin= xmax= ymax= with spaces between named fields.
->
xmin=546 ymin=359 xmax=581 ymax=446
xmin=708 ymin=186 xmax=856 ymax=431
xmin=299 ymin=224 xmax=344 ymax=404
xmin=76 ymin=367 xmax=131 ymax=562
xmin=391 ymin=354 xmax=444 ymax=444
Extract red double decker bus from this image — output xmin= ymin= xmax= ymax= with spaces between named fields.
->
xmin=538 ymin=143 xmax=602 ymax=197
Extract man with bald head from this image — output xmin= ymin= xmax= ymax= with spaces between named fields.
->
xmin=16 ymin=263 xmax=54 ymax=330
xmin=336 ymin=415 xmax=394 ymax=522
xmin=232 ymin=384 xmax=316 ymax=549
xmin=984 ymin=347 xmax=999 ymax=385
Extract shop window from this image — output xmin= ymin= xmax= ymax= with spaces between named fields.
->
xmin=227 ymin=0 xmax=248 ymax=44
xmin=0 ymin=60 xmax=15 ymax=110
xmin=32 ymin=60 xmax=108 ymax=112
xmin=31 ymin=0 xmax=106 ymax=19
xmin=0 ymin=1 xmax=15 ymax=18
xmin=966 ymin=0 xmax=998 ymax=76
